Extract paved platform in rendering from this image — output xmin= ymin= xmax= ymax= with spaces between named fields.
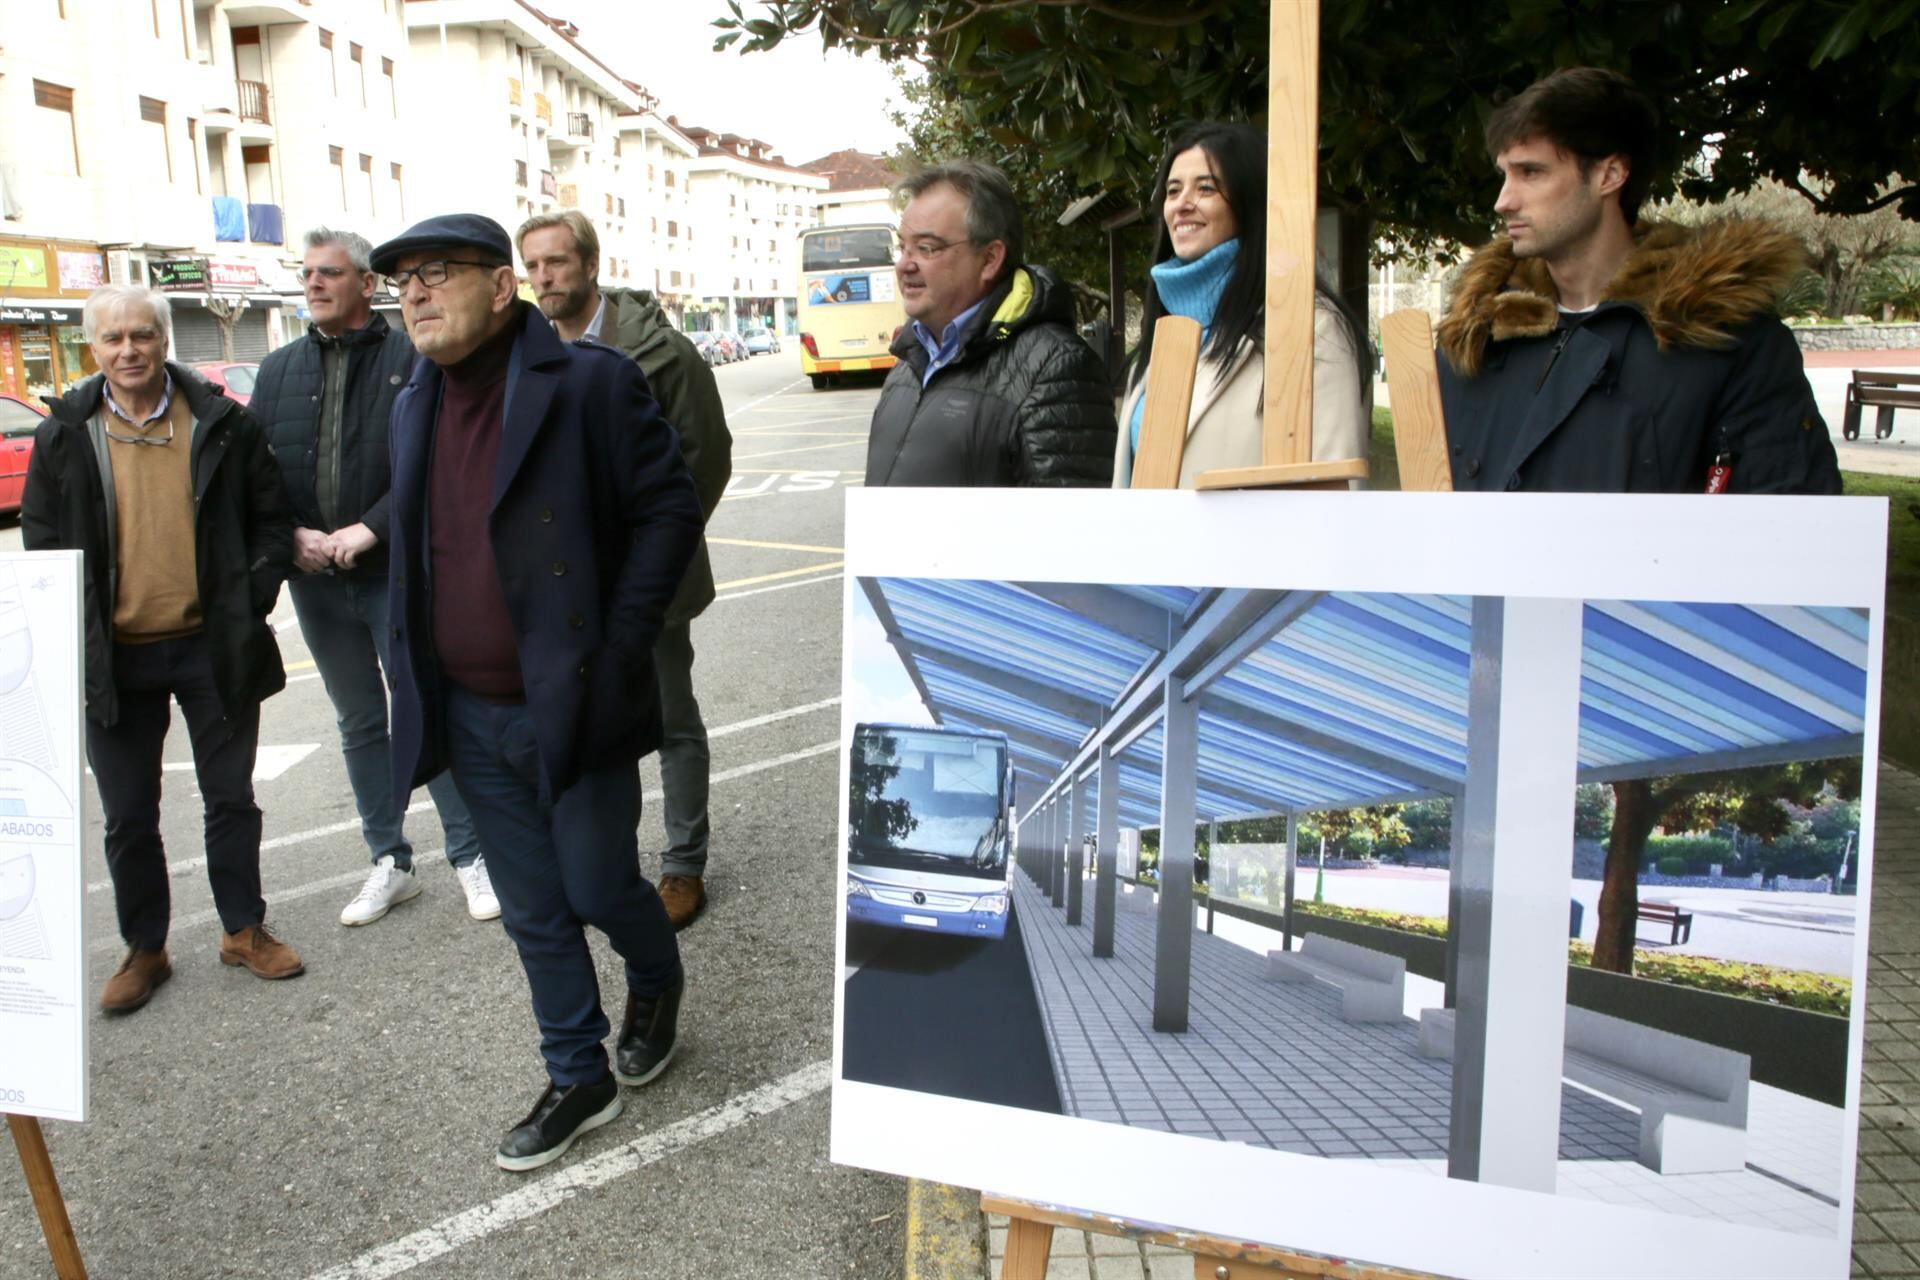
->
xmin=1008 ymin=865 xmax=1843 ymax=1237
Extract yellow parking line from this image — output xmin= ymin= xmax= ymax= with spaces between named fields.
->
xmin=734 ymin=440 xmax=867 ymax=462
xmin=709 ymin=537 xmax=846 ymax=554
xmin=286 ymin=659 xmax=315 ymax=671
xmin=733 ymin=431 xmax=870 ymax=438
xmin=712 ymin=561 xmax=844 ymax=591
xmin=727 ymin=468 xmax=863 ymax=475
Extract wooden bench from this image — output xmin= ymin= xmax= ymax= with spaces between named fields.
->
xmin=1636 ymin=900 xmax=1693 ymax=944
xmin=1843 ymin=369 xmax=1920 ymax=440
xmin=1416 ymin=1005 xmax=1750 ymax=1174
xmin=1265 ymin=934 xmax=1405 ymax=1022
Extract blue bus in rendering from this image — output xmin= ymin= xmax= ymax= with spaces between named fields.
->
xmin=846 ymin=723 xmax=1013 ymax=939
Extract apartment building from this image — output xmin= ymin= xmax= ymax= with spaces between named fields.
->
xmin=404 ymin=1 xmax=641 ymax=292
xmin=678 ymin=122 xmax=827 ymax=335
xmin=0 ymin=0 xmax=416 ymax=394
xmin=611 ymin=92 xmax=698 ymax=328
xmin=801 ymin=149 xmax=899 ymax=228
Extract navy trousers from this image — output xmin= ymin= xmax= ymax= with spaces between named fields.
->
xmin=443 ymin=686 xmax=682 ymax=1085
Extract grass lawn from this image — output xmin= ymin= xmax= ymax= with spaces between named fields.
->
xmin=1367 ymin=406 xmax=1916 ymax=769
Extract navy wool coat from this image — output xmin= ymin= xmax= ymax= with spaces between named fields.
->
xmin=385 ymin=305 xmax=703 ymax=797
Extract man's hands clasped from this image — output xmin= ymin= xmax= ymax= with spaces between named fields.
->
xmin=294 ymin=523 xmax=380 ymax=574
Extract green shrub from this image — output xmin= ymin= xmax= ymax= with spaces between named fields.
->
xmin=1647 ymin=834 xmax=1731 ymax=874
xmin=1292 ymin=902 xmax=1850 ymax=1014
xmin=1655 ymin=855 xmax=1689 ymax=876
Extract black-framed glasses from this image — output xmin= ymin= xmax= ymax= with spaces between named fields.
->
xmin=383 ymin=259 xmax=499 ymax=291
xmin=894 ymin=234 xmax=971 ymax=262
xmin=297 ymin=264 xmax=359 ymax=283
xmin=104 ymin=418 xmax=174 ymax=447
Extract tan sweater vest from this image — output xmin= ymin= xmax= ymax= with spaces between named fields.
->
xmin=107 ymin=392 xmax=202 ymax=642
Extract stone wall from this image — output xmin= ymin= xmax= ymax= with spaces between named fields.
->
xmin=1791 ymin=322 xmax=1920 ymax=351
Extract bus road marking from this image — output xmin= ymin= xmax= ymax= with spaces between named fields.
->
xmin=714 ymin=562 xmax=844 ymax=592
xmin=305 ymin=1061 xmax=833 ymax=1280
xmin=734 ymin=440 xmax=867 ymax=462
xmin=708 ymin=537 xmax=845 ymax=555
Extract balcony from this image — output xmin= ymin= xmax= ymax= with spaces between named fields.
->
xmin=508 ymin=78 xmax=522 ymax=111
xmin=567 ymin=112 xmax=593 ymax=140
xmin=533 ymin=93 xmax=552 ymax=126
xmin=539 ymin=169 xmax=557 ymax=198
xmin=236 ymin=79 xmax=270 ymax=124
xmin=515 ymin=159 xmax=528 ymax=188
xmin=221 ymin=0 xmax=310 ymax=23
xmin=557 ymin=183 xmax=578 ymax=209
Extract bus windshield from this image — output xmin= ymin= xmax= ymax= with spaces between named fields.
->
xmin=802 ymin=227 xmax=894 ymax=272
xmin=850 ymin=728 xmax=1008 ymax=880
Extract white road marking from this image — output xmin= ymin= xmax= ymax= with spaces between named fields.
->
xmin=81 ymin=733 xmax=839 ymax=895
xmin=89 ymin=743 xmax=322 ymax=784
xmin=708 ymin=696 xmax=839 ymax=739
xmin=726 ymin=377 xmax=810 ymax=416
xmin=713 ymin=572 xmax=844 ymax=602
xmin=305 ymin=1060 xmax=832 ymax=1280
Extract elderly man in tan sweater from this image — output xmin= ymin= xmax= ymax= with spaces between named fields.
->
xmin=22 ymin=284 xmax=301 ymax=1014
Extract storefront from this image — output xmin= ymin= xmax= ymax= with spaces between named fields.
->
xmin=0 ymin=236 xmax=105 ymax=401
xmin=149 ymin=258 xmax=286 ymax=364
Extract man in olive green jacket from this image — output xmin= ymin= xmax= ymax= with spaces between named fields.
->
xmin=518 ymin=212 xmax=732 ymax=929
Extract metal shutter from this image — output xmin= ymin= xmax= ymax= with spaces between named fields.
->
xmin=231 ymin=309 xmax=270 ymax=359
xmin=170 ymin=309 xmax=224 ymax=363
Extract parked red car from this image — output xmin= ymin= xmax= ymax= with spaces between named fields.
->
xmin=0 ymin=393 xmax=46 ymax=516
xmin=192 ymin=361 xmax=260 ymax=405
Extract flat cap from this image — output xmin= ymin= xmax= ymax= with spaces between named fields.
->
xmin=370 ymin=212 xmax=513 ymax=275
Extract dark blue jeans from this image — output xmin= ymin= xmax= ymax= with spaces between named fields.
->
xmin=444 ymin=686 xmax=682 ymax=1085
xmin=289 ymin=570 xmax=479 ymax=870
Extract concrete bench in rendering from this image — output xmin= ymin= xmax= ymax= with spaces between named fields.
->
xmin=1417 ymin=1005 xmax=1751 ymax=1174
xmin=1265 ymin=934 xmax=1406 ymax=1022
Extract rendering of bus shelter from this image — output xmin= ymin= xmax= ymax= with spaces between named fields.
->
xmin=856 ymin=574 xmax=1870 ymax=1196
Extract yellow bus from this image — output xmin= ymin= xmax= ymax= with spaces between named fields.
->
xmin=796 ymin=223 xmax=905 ymax=390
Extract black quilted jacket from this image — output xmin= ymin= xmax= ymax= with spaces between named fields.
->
xmin=866 ymin=265 xmax=1116 ymax=487
xmin=254 ymin=311 xmax=416 ymax=575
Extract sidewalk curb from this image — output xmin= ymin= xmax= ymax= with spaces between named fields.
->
xmin=905 ymin=1179 xmax=989 ymax=1280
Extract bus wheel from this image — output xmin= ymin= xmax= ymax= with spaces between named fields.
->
xmin=810 ymin=375 xmax=828 ymax=391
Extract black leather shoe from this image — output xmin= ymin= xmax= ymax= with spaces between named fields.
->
xmin=495 ymin=1074 xmax=623 ymax=1172
xmin=615 ymin=973 xmax=685 ymax=1087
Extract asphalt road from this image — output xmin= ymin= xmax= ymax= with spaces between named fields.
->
xmin=0 ymin=349 xmax=900 ymax=1280
xmin=842 ymin=907 xmax=1063 ymax=1115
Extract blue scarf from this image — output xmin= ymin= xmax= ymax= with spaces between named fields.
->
xmin=1127 ymin=238 xmax=1240 ymax=468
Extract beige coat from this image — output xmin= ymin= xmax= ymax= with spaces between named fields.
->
xmin=1113 ymin=300 xmax=1371 ymax=488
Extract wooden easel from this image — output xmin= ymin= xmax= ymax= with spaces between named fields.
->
xmin=986 ymin=1 xmax=1455 ymax=1275
xmin=7 ymin=1114 xmax=88 ymax=1279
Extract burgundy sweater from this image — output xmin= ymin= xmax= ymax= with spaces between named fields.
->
xmin=429 ymin=318 xmax=524 ymax=701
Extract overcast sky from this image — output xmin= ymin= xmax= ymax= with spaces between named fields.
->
xmin=562 ymin=2 xmax=913 ymax=164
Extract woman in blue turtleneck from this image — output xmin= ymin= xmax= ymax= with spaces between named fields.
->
xmin=1113 ymin=122 xmax=1371 ymax=488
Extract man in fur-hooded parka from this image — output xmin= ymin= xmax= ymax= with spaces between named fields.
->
xmin=1436 ymin=68 xmax=1839 ymax=495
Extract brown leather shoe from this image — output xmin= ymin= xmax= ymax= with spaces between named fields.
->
xmin=658 ymin=875 xmax=706 ymax=932
xmin=219 ymin=923 xmax=306 ymax=980
xmin=101 ymin=947 xmax=171 ymax=1014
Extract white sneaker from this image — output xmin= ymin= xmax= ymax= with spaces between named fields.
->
xmin=340 ymin=855 xmax=422 ymax=926
xmin=458 ymin=854 xmax=502 ymax=921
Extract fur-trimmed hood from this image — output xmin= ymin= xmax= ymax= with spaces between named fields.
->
xmin=1437 ymin=218 xmax=1804 ymax=377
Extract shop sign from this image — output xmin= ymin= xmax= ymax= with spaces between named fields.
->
xmin=55 ymin=251 xmax=104 ymax=291
xmin=207 ymin=261 xmax=261 ymax=290
xmin=0 ymin=305 xmax=80 ymax=324
xmin=0 ymin=245 xmax=50 ymax=291
xmin=150 ymin=259 xmax=211 ymax=291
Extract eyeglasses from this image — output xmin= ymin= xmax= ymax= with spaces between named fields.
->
xmin=894 ymin=235 xmax=972 ymax=263
xmin=297 ymin=265 xmax=359 ymax=283
xmin=104 ymin=418 xmax=174 ymax=448
xmin=383 ymin=259 xmax=500 ymax=291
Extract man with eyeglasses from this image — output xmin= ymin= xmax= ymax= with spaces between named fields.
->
xmin=373 ymin=213 xmax=703 ymax=1171
xmin=22 ymin=284 xmax=302 ymax=1014
xmin=867 ymin=159 xmax=1116 ymax=486
xmin=251 ymin=227 xmax=492 ymax=930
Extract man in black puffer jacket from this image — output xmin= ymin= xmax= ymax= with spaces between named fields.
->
xmin=867 ymin=161 xmax=1115 ymax=487
xmin=252 ymin=226 xmax=487 ymax=931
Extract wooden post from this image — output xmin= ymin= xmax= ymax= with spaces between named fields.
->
xmin=1263 ymin=0 xmax=1318 ymax=467
xmin=1129 ymin=316 xmax=1203 ymax=489
xmin=1380 ymin=310 xmax=1453 ymax=492
xmin=9 ymin=1114 xmax=88 ymax=1279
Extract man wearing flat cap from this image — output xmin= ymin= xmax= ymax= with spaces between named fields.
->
xmin=374 ymin=212 xmax=704 ymax=1171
